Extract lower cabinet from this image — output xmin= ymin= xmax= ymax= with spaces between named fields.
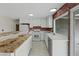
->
xmin=76 ymin=45 xmax=79 ymax=56
xmin=0 ymin=35 xmax=32 ymax=56
xmin=47 ymin=33 xmax=68 ymax=56
xmin=52 ymin=39 xmax=68 ymax=56
xmin=48 ymin=37 xmax=52 ymax=56
xmin=14 ymin=35 xmax=32 ymax=56
xmin=45 ymin=35 xmax=48 ymax=48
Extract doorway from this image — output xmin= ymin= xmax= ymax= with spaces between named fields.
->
xmin=16 ymin=24 xmax=19 ymax=31
xmin=70 ymin=5 xmax=79 ymax=56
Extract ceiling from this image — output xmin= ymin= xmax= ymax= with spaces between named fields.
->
xmin=0 ymin=3 xmax=64 ymax=19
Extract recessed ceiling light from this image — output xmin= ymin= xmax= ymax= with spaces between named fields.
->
xmin=28 ymin=14 xmax=34 ymax=16
xmin=50 ymin=8 xmax=57 ymax=12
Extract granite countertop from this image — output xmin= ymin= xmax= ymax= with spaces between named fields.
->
xmin=0 ymin=34 xmax=30 ymax=53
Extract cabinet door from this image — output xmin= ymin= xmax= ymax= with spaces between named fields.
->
xmin=14 ymin=36 xmax=32 ymax=56
xmin=76 ymin=43 xmax=79 ymax=56
xmin=48 ymin=37 xmax=52 ymax=56
xmin=53 ymin=40 xmax=68 ymax=56
xmin=45 ymin=34 xmax=48 ymax=48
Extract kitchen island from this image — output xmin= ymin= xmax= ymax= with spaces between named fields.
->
xmin=0 ymin=32 xmax=32 ymax=56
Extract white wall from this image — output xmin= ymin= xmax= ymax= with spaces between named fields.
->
xmin=0 ymin=17 xmax=16 ymax=32
xmin=20 ymin=18 xmax=47 ymax=28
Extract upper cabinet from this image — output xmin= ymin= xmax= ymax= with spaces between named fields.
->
xmin=46 ymin=16 xmax=53 ymax=28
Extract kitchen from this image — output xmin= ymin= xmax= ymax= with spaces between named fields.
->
xmin=0 ymin=3 xmax=79 ymax=56
xmin=0 ymin=3 xmax=59 ymax=56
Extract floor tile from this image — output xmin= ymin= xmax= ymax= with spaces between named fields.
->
xmin=29 ymin=40 xmax=49 ymax=56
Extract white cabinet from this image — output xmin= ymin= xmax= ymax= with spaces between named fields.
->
xmin=14 ymin=35 xmax=32 ymax=56
xmin=0 ymin=35 xmax=32 ymax=56
xmin=47 ymin=33 xmax=68 ymax=56
xmin=76 ymin=45 xmax=79 ymax=56
xmin=46 ymin=16 xmax=53 ymax=28
xmin=52 ymin=39 xmax=68 ymax=56
xmin=44 ymin=33 xmax=48 ymax=48
xmin=41 ymin=31 xmax=46 ymax=40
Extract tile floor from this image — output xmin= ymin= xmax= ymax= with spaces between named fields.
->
xmin=29 ymin=40 xmax=49 ymax=56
